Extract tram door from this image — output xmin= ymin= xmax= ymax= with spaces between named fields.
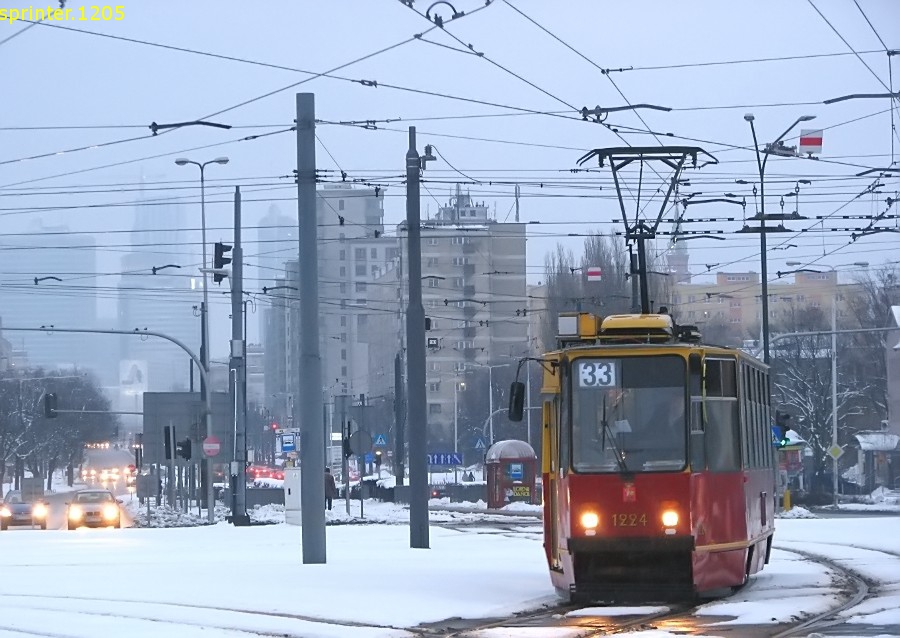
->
xmin=544 ymin=398 xmax=561 ymax=570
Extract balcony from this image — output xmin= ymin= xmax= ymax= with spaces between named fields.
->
xmin=462 ymin=242 xmax=477 ymax=254
xmin=463 ymin=264 xmax=476 ymax=277
xmin=463 ymin=305 xmax=477 ymax=319
xmin=463 ymin=347 xmax=478 ymax=360
xmin=463 ymin=285 xmax=476 ymax=297
xmin=463 ymin=326 xmax=477 ymax=339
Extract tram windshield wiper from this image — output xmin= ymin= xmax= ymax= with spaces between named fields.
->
xmin=600 ymin=395 xmax=628 ymax=473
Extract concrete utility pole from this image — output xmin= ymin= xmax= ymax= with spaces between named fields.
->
xmin=230 ymin=186 xmax=250 ymax=525
xmin=406 ymin=126 xmax=432 ymax=549
xmin=296 ymin=93 xmax=326 ymax=563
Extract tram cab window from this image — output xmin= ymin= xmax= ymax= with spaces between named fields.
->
xmin=704 ymin=358 xmax=740 ymax=472
xmin=570 ymin=356 xmax=687 ymax=473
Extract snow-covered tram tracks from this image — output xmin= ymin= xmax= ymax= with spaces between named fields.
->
xmin=771 ymin=542 xmax=898 ymax=637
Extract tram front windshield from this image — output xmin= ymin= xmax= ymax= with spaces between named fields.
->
xmin=571 ymin=355 xmax=686 ymax=473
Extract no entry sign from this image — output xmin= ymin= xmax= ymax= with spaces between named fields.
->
xmin=203 ymin=435 xmax=221 ymax=457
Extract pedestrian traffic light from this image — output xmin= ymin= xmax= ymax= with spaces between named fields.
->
xmin=374 ymin=450 xmax=382 ymax=469
xmin=772 ymin=410 xmax=793 ymax=448
xmin=176 ymin=438 xmax=192 ymax=460
xmin=213 ymin=242 xmax=232 ymax=284
xmin=43 ymin=393 xmax=57 ymax=419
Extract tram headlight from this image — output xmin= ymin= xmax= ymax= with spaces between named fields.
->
xmin=580 ymin=511 xmax=600 ymax=529
xmin=661 ymin=510 xmax=679 ymax=527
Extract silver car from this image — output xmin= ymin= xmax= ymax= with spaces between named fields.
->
xmin=66 ymin=490 xmax=121 ymax=530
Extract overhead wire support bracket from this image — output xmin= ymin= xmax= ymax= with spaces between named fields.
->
xmin=148 ymin=120 xmax=232 ymax=135
xmin=577 ymin=145 xmax=717 ymax=314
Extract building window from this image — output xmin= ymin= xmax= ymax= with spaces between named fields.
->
xmin=429 ymin=382 xmax=441 ymax=392
xmin=355 ymin=282 xmax=367 ymax=293
xmin=339 ymin=233 xmax=346 ymax=243
xmin=371 ymin=265 xmax=380 ymax=277
xmin=429 ymin=319 xmax=439 ymax=329
xmin=454 ymin=362 xmax=466 ymax=372
xmin=726 ymin=275 xmax=751 ymax=282
xmin=429 ymin=362 xmax=440 ymax=372
xmin=451 ymin=257 xmax=470 ymax=265
xmin=429 ymin=403 xmax=442 ymax=414
xmin=729 ymin=317 xmax=742 ymax=324
xmin=339 ymin=199 xmax=345 ymax=211
xmin=355 ymin=264 xmax=366 ymax=276
xmin=427 ymin=238 xmax=439 ymax=246
xmin=370 ymin=248 xmax=377 ymax=259
xmin=456 ymin=340 xmax=475 ymax=349
xmin=340 ymin=266 xmax=346 ymax=277
xmin=358 ymin=315 xmax=367 ymax=329
xmin=688 ymin=295 xmax=696 ymax=303
xmin=387 ymin=248 xmax=399 ymax=260
xmin=341 ymin=366 xmax=348 ymax=376
xmin=428 ymin=299 xmax=439 ymax=308
xmin=341 ymin=333 xmax=347 ymax=343
xmin=340 ymin=316 xmax=347 ymax=327
xmin=341 ymin=382 xmax=348 ymax=392
xmin=451 ymin=236 xmax=467 ymax=245
xmin=341 ymin=349 xmax=347 ymax=361
xmin=339 ymin=283 xmax=347 ymax=294
xmin=355 ymin=248 xmax=366 ymax=260
xmin=729 ymin=300 xmax=741 ymax=308
xmin=427 ymin=257 xmax=439 ymax=267
xmin=453 ymin=277 xmax=464 ymax=287
xmin=688 ymin=311 xmax=695 ymax=319
xmin=428 ymin=278 xmax=440 ymax=288
xmin=355 ymin=298 xmax=366 ymax=306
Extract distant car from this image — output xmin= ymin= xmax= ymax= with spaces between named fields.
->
xmin=66 ymin=489 xmax=121 ymax=530
xmin=0 ymin=490 xmax=49 ymax=530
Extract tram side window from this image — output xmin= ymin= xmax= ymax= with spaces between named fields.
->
xmin=740 ymin=366 xmax=752 ymax=469
xmin=559 ymin=364 xmax=571 ymax=473
xmin=705 ymin=359 xmax=740 ymax=472
xmin=756 ymin=369 xmax=768 ymax=467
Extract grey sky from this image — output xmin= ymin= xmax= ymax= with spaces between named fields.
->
xmin=2 ymin=0 xmax=898 ymax=353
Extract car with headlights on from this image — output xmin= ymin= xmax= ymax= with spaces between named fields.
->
xmin=66 ymin=489 xmax=121 ymax=530
xmin=0 ymin=490 xmax=49 ymax=530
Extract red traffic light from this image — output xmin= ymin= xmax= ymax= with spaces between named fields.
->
xmin=271 ymin=422 xmax=279 ymax=430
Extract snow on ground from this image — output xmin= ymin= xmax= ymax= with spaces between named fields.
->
xmin=775 ymin=505 xmax=817 ymax=519
xmin=2 ymin=505 xmax=900 ymax=635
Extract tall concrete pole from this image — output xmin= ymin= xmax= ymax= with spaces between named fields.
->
xmin=831 ymin=295 xmax=839 ymax=507
xmin=230 ymin=186 xmax=249 ymax=525
xmin=296 ymin=93 xmax=326 ymax=562
xmin=405 ymin=126 xmax=430 ymax=549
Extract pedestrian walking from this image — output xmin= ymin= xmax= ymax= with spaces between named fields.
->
xmin=324 ymin=467 xmax=338 ymax=510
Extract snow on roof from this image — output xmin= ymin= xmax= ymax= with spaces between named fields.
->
xmin=854 ymin=431 xmax=900 ymax=452
xmin=485 ymin=439 xmax=536 ymax=461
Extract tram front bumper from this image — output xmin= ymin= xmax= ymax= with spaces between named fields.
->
xmin=567 ymin=535 xmax=696 ymax=602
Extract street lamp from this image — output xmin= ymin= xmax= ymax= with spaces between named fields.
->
xmin=174 ymin=155 xmax=229 ymax=523
xmin=743 ymin=113 xmax=815 ymax=364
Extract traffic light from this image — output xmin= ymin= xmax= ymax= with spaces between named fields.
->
xmin=773 ymin=410 xmax=793 ymax=448
xmin=43 ymin=393 xmax=57 ymax=419
xmin=213 ymin=242 xmax=232 ymax=284
xmin=176 ymin=438 xmax=192 ymax=460
xmin=374 ymin=450 xmax=382 ymax=469
xmin=343 ymin=436 xmax=352 ymax=459
xmin=164 ymin=426 xmax=173 ymax=460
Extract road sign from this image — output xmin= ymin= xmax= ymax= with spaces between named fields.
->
xmin=799 ymin=129 xmax=823 ymax=156
xmin=586 ymin=266 xmax=602 ymax=282
xmin=373 ymin=433 xmax=387 ymax=447
xmin=427 ymin=337 xmax=439 ymax=349
xmin=364 ymin=452 xmax=374 ymax=463
xmin=202 ymin=435 xmax=221 ymax=458
xmin=827 ymin=444 xmax=844 ymax=461
xmin=349 ymin=430 xmax=373 ymax=456
xmin=281 ymin=433 xmax=296 ymax=453
xmin=474 ymin=438 xmax=486 ymax=450
xmin=427 ymin=452 xmax=463 ymax=466
xmin=509 ymin=462 xmax=524 ymax=480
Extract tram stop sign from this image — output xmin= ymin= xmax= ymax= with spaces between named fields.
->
xmin=203 ymin=435 xmax=222 ymax=458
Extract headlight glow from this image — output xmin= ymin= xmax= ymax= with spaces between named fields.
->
xmin=0 ymin=507 xmax=10 ymax=517
xmin=661 ymin=510 xmax=679 ymax=527
xmin=32 ymin=503 xmax=48 ymax=518
xmin=580 ymin=511 xmax=600 ymax=529
xmin=68 ymin=506 xmax=83 ymax=521
xmin=103 ymin=504 xmax=119 ymax=520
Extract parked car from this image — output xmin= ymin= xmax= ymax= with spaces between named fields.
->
xmin=66 ymin=489 xmax=121 ymax=530
xmin=0 ymin=490 xmax=49 ymax=530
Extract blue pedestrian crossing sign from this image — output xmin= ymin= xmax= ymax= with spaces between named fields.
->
xmin=475 ymin=438 xmax=486 ymax=450
xmin=374 ymin=433 xmax=388 ymax=447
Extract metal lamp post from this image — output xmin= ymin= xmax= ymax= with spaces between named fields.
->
xmin=743 ymin=114 xmax=815 ymax=364
xmin=175 ymin=156 xmax=229 ymax=523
